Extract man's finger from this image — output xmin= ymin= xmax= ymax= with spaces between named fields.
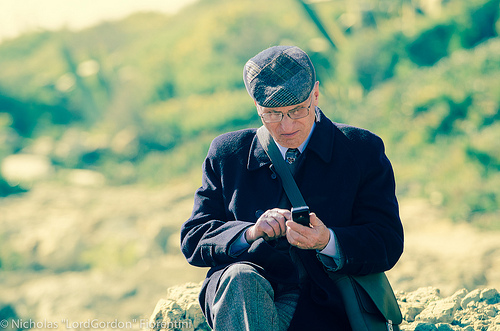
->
xmin=267 ymin=218 xmax=282 ymax=238
xmin=262 ymin=223 xmax=276 ymax=239
xmin=308 ymin=212 xmax=322 ymax=226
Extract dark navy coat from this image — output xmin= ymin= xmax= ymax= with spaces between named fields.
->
xmin=180 ymin=109 xmax=404 ymax=329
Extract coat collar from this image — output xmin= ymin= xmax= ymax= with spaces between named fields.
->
xmin=247 ymin=108 xmax=335 ymax=171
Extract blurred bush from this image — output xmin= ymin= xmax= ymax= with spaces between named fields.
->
xmin=345 ymin=38 xmax=500 ymax=226
xmin=0 ymin=0 xmax=498 ymax=227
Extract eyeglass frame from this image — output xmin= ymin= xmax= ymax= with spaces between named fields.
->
xmin=257 ymin=92 xmax=314 ymax=123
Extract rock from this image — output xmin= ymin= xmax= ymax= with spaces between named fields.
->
xmin=481 ymin=288 xmax=499 ymax=303
xmin=435 ymin=324 xmax=457 ymax=331
xmin=398 ymin=287 xmax=443 ymax=323
xmin=416 ymin=289 xmax=465 ymax=324
xmin=400 ymin=302 xmax=426 ymax=322
xmin=416 ymin=300 xmax=457 ymax=324
xmin=450 ymin=288 xmax=469 ymax=303
xmin=461 ymin=289 xmax=481 ymax=309
xmin=148 ymin=282 xmax=209 ymax=331
xmin=149 ymin=284 xmax=500 ymax=331
xmin=413 ymin=323 xmax=438 ymax=331
xmin=399 ymin=287 xmax=442 ymax=305
xmin=390 ymin=321 xmax=439 ymax=331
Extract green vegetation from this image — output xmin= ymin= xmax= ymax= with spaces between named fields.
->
xmin=0 ymin=0 xmax=498 ymax=227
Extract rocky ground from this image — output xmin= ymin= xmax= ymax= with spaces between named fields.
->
xmin=148 ymin=282 xmax=500 ymax=331
xmin=0 ymin=181 xmax=499 ymax=330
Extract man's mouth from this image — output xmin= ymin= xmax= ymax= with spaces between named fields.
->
xmin=281 ymin=130 xmax=299 ymax=138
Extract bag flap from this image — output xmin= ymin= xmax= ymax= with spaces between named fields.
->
xmin=350 ymin=278 xmax=381 ymax=315
xmin=351 ymin=273 xmax=403 ymax=324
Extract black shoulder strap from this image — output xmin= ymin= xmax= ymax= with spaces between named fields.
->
xmin=256 ymin=126 xmax=307 ymax=207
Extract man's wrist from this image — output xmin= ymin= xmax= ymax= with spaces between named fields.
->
xmin=316 ymin=226 xmax=331 ymax=251
xmin=244 ymin=227 xmax=255 ymax=244
xmin=318 ymin=229 xmax=339 ymax=257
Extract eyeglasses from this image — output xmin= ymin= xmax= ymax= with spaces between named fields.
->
xmin=259 ymin=95 xmax=313 ymax=123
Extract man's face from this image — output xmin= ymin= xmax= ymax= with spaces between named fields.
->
xmin=257 ymin=82 xmax=319 ymax=149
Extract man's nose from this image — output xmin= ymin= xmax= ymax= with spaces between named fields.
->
xmin=280 ymin=113 xmax=295 ymax=131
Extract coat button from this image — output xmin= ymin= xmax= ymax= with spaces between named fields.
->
xmin=271 ymin=173 xmax=277 ymax=179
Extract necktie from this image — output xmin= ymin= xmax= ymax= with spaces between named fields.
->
xmin=286 ymin=148 xmax=300 ymax=165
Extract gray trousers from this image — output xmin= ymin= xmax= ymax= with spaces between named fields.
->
xmin=211 ymin=263 xmax=300 ymax=331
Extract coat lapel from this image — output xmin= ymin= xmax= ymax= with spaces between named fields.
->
xmin=306 ymin=108 xmax=335 ymax=164
xmin=247 ymin=130 xmax=272 ymax=171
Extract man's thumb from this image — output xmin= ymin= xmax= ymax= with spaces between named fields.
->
xmin=309 ymin=212 xmax=321 ymax=226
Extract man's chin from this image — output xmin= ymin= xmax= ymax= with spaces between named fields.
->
xmin=278 ymin=141 xmax=301 ymax=149
xmin=277 ymin=134 xmax=302 ymax=148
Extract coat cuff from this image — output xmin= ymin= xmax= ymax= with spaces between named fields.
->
xmin=228 ymin=227 xmax=252 ymax=257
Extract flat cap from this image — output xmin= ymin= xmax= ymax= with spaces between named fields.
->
xmin=243 ymin=46 xmax=316 ymax=108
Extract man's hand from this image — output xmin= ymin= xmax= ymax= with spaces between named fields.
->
xmin=286 ymin=212 xmax=330 ymax=250
xmin=245 ymin=208 xmax=291 ymax=244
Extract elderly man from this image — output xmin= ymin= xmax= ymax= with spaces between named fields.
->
xmin=181 ymin=46 xmax=403 ymax=330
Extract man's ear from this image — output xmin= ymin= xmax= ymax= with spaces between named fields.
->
xmin=312 ymin=81 xmax=320 ymax=105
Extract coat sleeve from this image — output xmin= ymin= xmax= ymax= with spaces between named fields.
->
xmin=331 ymin=130 xmax=404 ymax=275
xmin=180 ymin=138 xmax=253 ymax=268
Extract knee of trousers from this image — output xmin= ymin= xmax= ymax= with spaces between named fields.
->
xmin=217 ymin=263 xmax=274 ymax=297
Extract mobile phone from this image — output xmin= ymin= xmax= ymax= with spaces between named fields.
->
xmin=292 ymin=206 xmax=310 ymax=226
